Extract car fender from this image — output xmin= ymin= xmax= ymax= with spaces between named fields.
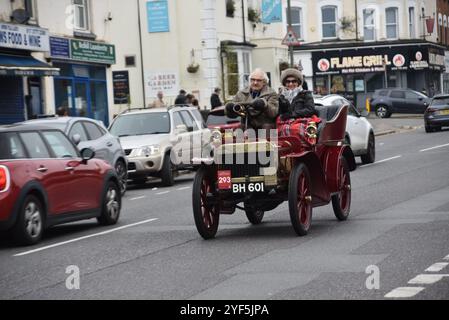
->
xmin=322 ymin=146 xmax=356 ymax=194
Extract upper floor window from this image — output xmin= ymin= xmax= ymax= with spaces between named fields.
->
xmin=385 ymin=7 xmax=398 ymax=39
xmin=24 ymin=0 xmax=37 ymax=22
xmin=322 ymin=6 xmax=337 ymax=39
xmin=409 ymin=7 xmax=415 ymax=38
xmin=73 ymin=0 xmax=90 ymax=31
xmin=363 ymin=9 xmax=375 ymax=41
xmin=286 ymin=7 xmax=303 ymax=40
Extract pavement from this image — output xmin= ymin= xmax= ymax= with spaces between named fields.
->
xmin=366 ymin=114 xmax=425 ymax=137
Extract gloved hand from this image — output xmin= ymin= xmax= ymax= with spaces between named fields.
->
xmin=225 ymin=102 xmax=238 ymax=118
xmin=252 ymin=98 xmax=267 ymax=111
xmin=278 ymin=95 xmax=290 ymax=114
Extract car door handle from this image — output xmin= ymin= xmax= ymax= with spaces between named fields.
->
xmin=106 ymin=142 xmax=113 ymax=147
xmin=65 ymin=166 xmax=75 ymax=171
xmin=37 ymin=167 xmax=48 ymax=173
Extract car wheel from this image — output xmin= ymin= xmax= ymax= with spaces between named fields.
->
xmin=375 ymin=105 xmax=390 ymax=118
xmin=115 ymin=160 xmax=128 ymax=196
xmin=161 ymin=153 xmax=175 ymax=187
xmin=361 ymin=132 xmax=375 ymax=164
xmin=192 ymin=167 xmax=219 ymax=239
xmin=13 ymin=194 xmax=44 ymax=245
xmin=435 ymin=126 xmax=442 ymax=132
xmin=425 ymin=124 xmax=434 ymax=133
xmin=97 ymin=180 xmax=121 ymax=225
xmin=332 ymin=157 xmax=351 ymax=221
xmin=288 ymin=163 xmax=312 ymax=236
xmin=244 ymin=207 xmax=264 ymax=225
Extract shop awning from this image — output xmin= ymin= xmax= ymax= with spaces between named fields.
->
xmin=0 ymin=54 xmax=60 ymax=77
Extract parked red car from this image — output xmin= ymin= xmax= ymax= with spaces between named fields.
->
xmin=0 ymin=124 xmax=122 ymax=245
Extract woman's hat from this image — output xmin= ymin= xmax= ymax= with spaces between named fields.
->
xmin=280 ymin=68 xmax=303 ymax=85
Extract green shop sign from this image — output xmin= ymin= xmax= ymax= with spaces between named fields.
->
xmin=70 ymin=39 xmax=115 ymax=64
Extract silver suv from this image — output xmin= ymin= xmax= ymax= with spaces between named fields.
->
xmin=109 ymin=106 xmax=209 ymax=186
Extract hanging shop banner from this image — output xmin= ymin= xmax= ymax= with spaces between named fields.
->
xmin=312 ymin=46 xmax=445 ymax=75
xmin=147 ymin=0 xmax=170 ymax=33
xmin=0 ymin=22 xmax=50 ymax=52
xmin=145 ymin=71 xmax=178 ymax=98
xmin=49 ymin=36 xmax=70 ymax=59
xmin=113 ymin=71 xmax=130 ymax=104
xmin=261 ymin=0 xmax=282 ymax=24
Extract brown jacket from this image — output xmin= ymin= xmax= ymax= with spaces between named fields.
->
xmin=232 ymin=85 xmax=279 ymax=129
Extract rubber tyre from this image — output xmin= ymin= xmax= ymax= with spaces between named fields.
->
xmin=288 ymin=163 xmax=312 ymax=236
xmin=361 ymin=132 xmax=375 ymax=164
xmin=245 ymin=207 xmax=265 ymax=225
xmin=425 ymin=124 xmax=434 ymax=133
xmin=192 ymin=167 xmax=219 ymax=239
xmin=375 ymin=105 xmax=390 ymax=118
xmin=97 ymin=180 xmax=121 ymax=226
xmin=332 ymin=157 xmax=351 ymax=221
xmin=115 ymin=160 xmax=128 ymax=196
xmin=161 ymin=153 xmax=175 ymax=187
xmin=12 ymin=194 xmax=44 ymax=245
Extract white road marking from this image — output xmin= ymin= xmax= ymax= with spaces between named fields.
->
xmin=130 ymin=196 xmax=146 ymax=201
xmin=444 ymin=255 xmax=449 ymax=261
xmin=177 ymin=187 xmax=190 ymax=191
xmin=408 ymin=274 xmax=449 ymax=285
xmin=379 ymin=143 xmax=385 ymax=146
xmin=361 ymin=155 xmax=402 ymax=167
xmin=420 ymin=143 xmax=449 ymax=152
xmin=13 ymin=218 xmax=159 ymax=257
xmin=425 ymin=262 xmax=449 ymax=272
xmin=156 ymin=191 xmax=170 ymax=195
xmin=384 ymin=287 xmax=425 ymax=298
xmin=152 ymin=187 xmax=158 ymax=191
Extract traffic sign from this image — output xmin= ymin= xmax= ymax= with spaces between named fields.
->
xmin=282 ymin=26 xmax=301 ymax=46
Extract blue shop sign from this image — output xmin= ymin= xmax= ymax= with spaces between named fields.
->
xmin=147 ymin=0 xmax=170 ymax=33
xmin=262 ymin=0 xmax=282 ymax=24
xmin=50 ymin=36 xmax=70 ymax=59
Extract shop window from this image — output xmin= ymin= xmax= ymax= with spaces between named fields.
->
xmin=409 ymin=7 xmax=415 ymax=38
xmin=386 ymin=7 xmax=398 ymax=39
xmin=363 ymin=9 xmax=375 ymax=41
xmin=90 ymin=82 xmax=108 ymax=124
xmin=331 ymin=75 xmax=346 ymax=94
xmin=322 ymin=6 xmax=337 ymax=39
xmin=286 ymin=7 xmax=303 ymax=40
xmin=314 ymin=77 xmax=329 ymax=95
xmin=90 ymin=66 xmax=106 ymax=80
xmin=73 ymin=0 xmax=90 ymax=31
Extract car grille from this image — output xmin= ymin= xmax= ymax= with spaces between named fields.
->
xmin=128 ymin=162 xmax=136 ymax=171
xmin=124 ymin=149 xmax=132 ymax=156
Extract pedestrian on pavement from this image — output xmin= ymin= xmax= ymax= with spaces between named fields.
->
xmin=210 ymin=87 xmax=223 ymax=109
xmin=174 ymin=89 xmax=187 ymax=105
xmin=186 ymin=94 xmax=195 ymax=105
xmin=56 ymin=106 xmax=69 ymax=116
xmin=150 ymin=91 xmax=167 ymax=108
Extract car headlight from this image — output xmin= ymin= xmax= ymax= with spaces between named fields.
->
xmin=133 ymin=145 xmax=160 ymax=157
xmin=211 ymin=129 xmax=222 ymax=147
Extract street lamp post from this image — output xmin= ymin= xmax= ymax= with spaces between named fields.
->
xmin=287 ymin=0 xmax=294 ymax=67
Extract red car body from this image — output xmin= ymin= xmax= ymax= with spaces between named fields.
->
xmin=0 ymin=124 xmax=121 ymax=245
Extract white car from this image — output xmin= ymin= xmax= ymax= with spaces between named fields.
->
xmin=314 ymin=94 xmax=375 ymax=164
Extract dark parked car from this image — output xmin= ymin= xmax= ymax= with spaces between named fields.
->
xmin=370 ymin=88 xmax=431 ymax=118
xmin=22 ymin=117 xmax=128 ymax=195
xmin=0 ymin=124 xmax=121 ymax=245
xmin=424 ymin=94 xmax=449 ymax=132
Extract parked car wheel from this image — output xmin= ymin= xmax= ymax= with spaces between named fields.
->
xmin=13 ymin=194 xmax=44 ymax=245
xmin=115 ymin=160 xmax=128 ymax=196
xmin=332 ymin=157 xmax=351 ymax=221
xmin=161 ymin=153 xmax=175 ymax=186
xmin=192 ymin=167 xmax=219 ymax=239
xmin=425 ymin=124 xmax=434 ymax=133
xmin=361 ymin=132 xmax=375 ymax=164
xmin=375 ymin=105 xmax=391 ymax=118
xmin=244 ymin=207 xmax=264 ymax=225
xmin=97 ymin=180 xmax=121 ymax=226
xmin=288 ymin=163 xmax=312 ymax=236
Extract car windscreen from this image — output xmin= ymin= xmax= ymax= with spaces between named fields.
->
xmin=206 ymin=114 xmax=241 ymax=126
xmin=109 ymin=112 xmax=171 ymax=137
xmin=431 ymin=97 xmax=449 ymax=106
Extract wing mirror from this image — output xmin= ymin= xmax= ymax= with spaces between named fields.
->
xmin=80 ymin=148 xmax=95 ymax=164
xmin=71 ymin=133 xmax=81 ymax=146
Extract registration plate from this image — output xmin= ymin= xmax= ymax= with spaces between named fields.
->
xmin=438 ymin=109 xmax=449 ymax=116
xmin=217 ymin=170 xmax=232 ymax=190
xmin=232 ymin=182 xmax=265 ymax=193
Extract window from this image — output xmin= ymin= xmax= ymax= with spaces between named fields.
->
xmin=390 ymin=90 xmax=405 ymax=99
xmin=409 ymin=7 xmax=415 ymax=38
xmin=287 ymin=7 xmax=302 ymax=40
xmin=42 ymin=131 xmax=78 ymax=159
xmin=24 ymin=0 xmax=37 ymax=22
xmin=73 ymin=0 xmax=90 ymax=31
xmin=125 ymin=56 xmax=136 ymax=68
xmin=180 ymin=111 xmax=199 ymax=131
xmin=69 ymin=122 xmax=89 ymax=142
xmin=83 ymin=122 xmax=104 ymax=140
xmin=0 ymin=133 xmax=27 ymax=160
xmin=191 ymin=109 xmax=207 ymax=129
xmin=322 ymin=6 xmax=337 ymax=38
xmin=20 ymin=132 xmax=50 ymax=159
xmin=386 ymin=7 xmax=398 ymax=39
xmin=173 ymin=112 xmax=185 ymax=128
xmin=363 ymin=9 xmax=375 ymax=41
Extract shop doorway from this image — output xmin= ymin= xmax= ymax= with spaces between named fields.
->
xmin=74 ymin=80 xmax=90 ymax=117
xmin=27 ymin=78 xmax=42 ymax=119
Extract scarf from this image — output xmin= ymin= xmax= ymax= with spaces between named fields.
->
xmin=282 ymin=87 xmax=303 ymax=104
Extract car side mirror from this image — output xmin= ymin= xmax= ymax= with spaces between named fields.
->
xmin=175 ymin=124 xmax=188 ymax=134
xmin=72 ymin=133 xmax=81 ymax=146
xmin=418 ymin=97 xmax=423 ymax=101
xmin=80 ymin=148 xmax=95 ymax=164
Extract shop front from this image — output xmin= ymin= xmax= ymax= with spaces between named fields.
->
xmin=311 ymin=44 xmax=445 ymax=104
xmin=50 ymin=36 xmax=115 ymax=126
xmin=0 ymin=22 xmax=58 ymax=124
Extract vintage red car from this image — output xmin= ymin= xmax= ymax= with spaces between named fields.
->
xmin=0 ymin=124 xmax=122 ymax=245
xmin=192 ymin=103 xmax=356 ymax=239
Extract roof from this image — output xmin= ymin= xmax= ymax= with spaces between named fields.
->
xmin=118 ymin=105 xmax=198 ymax=116
xmin=0 ymin=123 xmax=61 ymax=133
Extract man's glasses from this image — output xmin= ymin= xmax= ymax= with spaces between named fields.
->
xmin=285 ymin=80 xmax=298 ymax=84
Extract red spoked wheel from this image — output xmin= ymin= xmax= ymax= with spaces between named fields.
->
xmin=332 ymin=157 xmax=351 ymax=221
xmin=288 ymin=163 xmax=312 ymax=236
xmin=193 ymin=167 xmax=219 ymax=239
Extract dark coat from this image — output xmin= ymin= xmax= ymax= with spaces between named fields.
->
xmin=279 ymin=90 xmax=316 ymax=119
xmin=210 ymin=93 xmax=222 ymax=109
xmin=175 ymin=94 xmax=187 ymax=105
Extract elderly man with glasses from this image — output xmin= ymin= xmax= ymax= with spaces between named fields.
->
xmin=225 ymin=68 xmax=279 ymax=130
